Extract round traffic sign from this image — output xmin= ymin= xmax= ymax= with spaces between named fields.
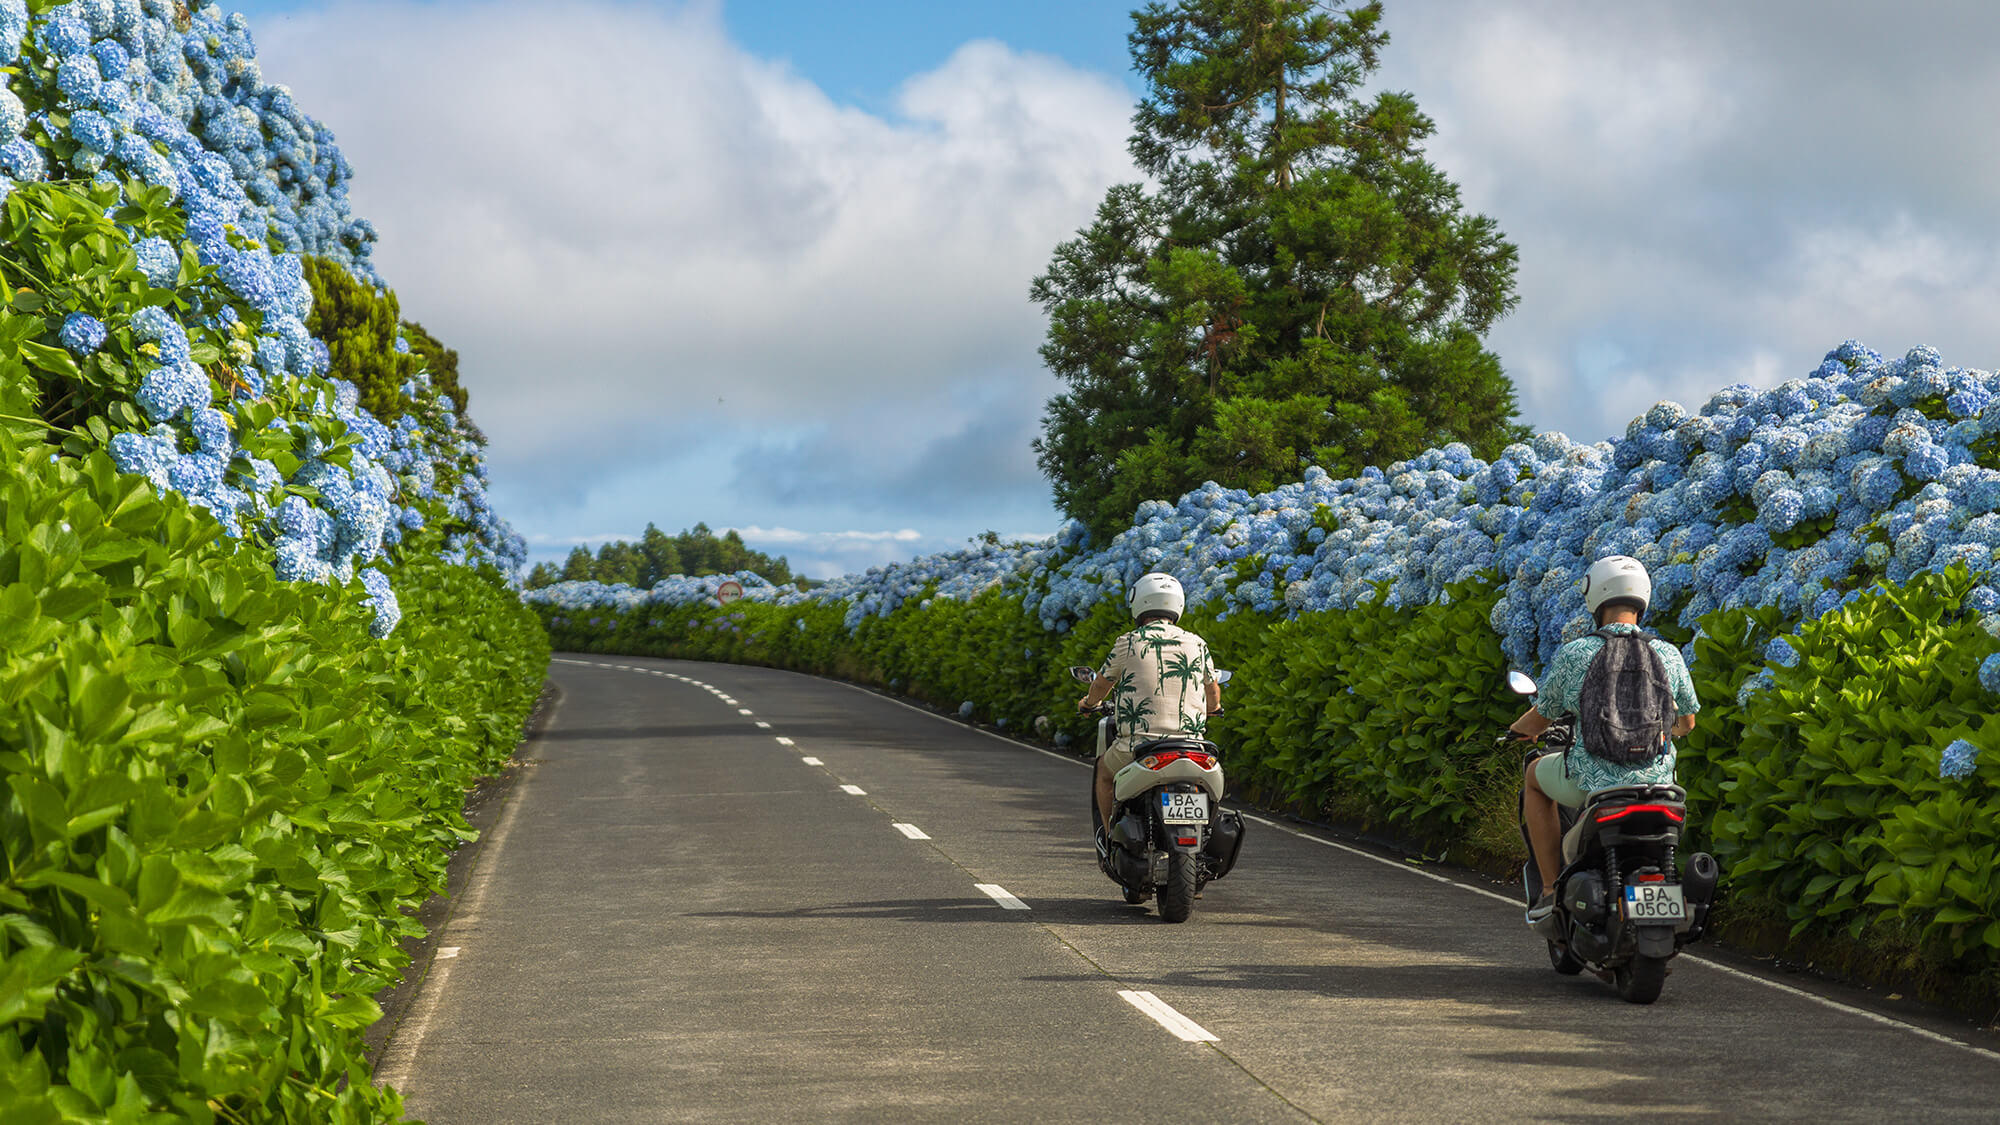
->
xmin=716 ymin=580 xmax=743 ymax=604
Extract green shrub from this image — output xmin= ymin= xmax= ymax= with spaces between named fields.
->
xmin=0 ymin=424 xmax=547 ymax=1121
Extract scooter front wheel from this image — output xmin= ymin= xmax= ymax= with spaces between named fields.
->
xmin=1547 ymin=939 xmax=1583 ymax=975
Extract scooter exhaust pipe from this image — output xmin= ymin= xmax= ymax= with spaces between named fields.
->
xmin=1683 ymin=851 xmax=1720 ymax=905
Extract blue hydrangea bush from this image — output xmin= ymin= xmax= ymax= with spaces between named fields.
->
xmin=1 ymin=0 xmax=525 ymax=639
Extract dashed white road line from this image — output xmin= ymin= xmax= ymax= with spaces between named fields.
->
xmin=755 ymin=721 xmax=771 ymax=729
xmin=840 ymin=784 xmax=867 ymax=795
xmin=892 ymin=823 xmax=931 ymax=840
xmin=738 ymin=708 xmax=754 ymax=715
xmin=802 ymin=757 xmax=823 ymax=766
xmin=1119 ymin=991 xmax=1218 ymax=1043
xmin=975 ymin=883 xmax=1030 ymax=911
xmin=775 ymin=736 xmax=795 ymax=747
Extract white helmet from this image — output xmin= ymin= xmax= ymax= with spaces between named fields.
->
xmin=1128 ymin=572 xmax=1185 ymax=623
xmin=1582 ymin=555 xmax=1651 ymax=619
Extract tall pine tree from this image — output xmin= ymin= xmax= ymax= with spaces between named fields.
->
xmin=1034 ymin=0 xmax=1524 ymax=540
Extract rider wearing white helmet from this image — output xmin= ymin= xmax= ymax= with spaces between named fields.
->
xmin=1077 ymin=572 xmax=1221 ymax=837
xmin=1508 ymin=556 xmax=1702 ymax=924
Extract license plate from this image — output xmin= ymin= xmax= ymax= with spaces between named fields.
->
xmin=1624 ymin=883 xmax=1686 ymax=921
xmin=1160 ymin=792 xmax=1208 ymax=824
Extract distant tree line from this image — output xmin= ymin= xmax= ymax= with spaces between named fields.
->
xmin=523 ymin=523 xmax=801 ymax=589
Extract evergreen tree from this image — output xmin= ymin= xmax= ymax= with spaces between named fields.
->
xmin=542 ymin=524 xmax=796 ymax=588
xmin=301 ymin=256 xmax=425 ymax=422
xmin=524 ymin=561 xmax=559 ymax=589
xmin=1034 ymin=0 xmax=1524 ymax=540
xmin=400 ymin=318 xmax=470 ymax=417
xmin=638 ymin=523 xmax=682 ymax=588
xmin=559 ymin=546 xmax=595 ymax=582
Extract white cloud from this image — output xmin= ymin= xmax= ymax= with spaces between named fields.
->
xmin=731 ymin=526 xmax=922 ymax=545
xmin=1374 ymin=0 xmax=2000 ymax=443
xmin=251 ymin=0 xmax=1136 ymax=515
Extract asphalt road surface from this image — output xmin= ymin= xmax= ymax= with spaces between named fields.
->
xmin=376 ymin=655 xmax=2000 ymax=1123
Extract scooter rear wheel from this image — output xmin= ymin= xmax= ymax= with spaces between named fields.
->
xmin=1547 ymin=939 xmax=1584 ymax=975
xmin=1159 ymin=852 xmax=1196 ymax=922
xmin=1615 ymin=954 xmax=1668 ymax=1004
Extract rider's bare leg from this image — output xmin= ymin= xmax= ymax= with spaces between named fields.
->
xmin=1095 ymin=758 xmax=1117 ymax=833
xmin=1523 ymin=758 xmax=1563 ymax=897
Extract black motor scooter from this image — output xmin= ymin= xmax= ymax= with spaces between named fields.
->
xmin=1508 ymin=670 xmax=1720 ymax=1003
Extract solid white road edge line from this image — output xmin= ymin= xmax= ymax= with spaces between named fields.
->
xmin=1119 ymin=990 xmax=1220 ymax=1043
xmin=893 ymin=823 xmax=931 ymax=840
xmin=840 ymin=784 xmax=867 ymax=795
xmin=826 ymin=676 xmax=2000 ymax=1062
xmin=975 ymin=883 xmax=1030 ymax=910
xmin=377 ymin=684 xmax=554 ymax=1091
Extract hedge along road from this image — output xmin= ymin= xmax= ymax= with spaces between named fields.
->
xmin=378 ymin=656 xmax=2000 ymax=1123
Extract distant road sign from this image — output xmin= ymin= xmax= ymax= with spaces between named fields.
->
xmin=717 ymin=580 xmax=744 ymax=604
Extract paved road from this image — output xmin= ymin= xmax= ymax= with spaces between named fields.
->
xmin=379 ymin=656 xmax=2000 ymax=1123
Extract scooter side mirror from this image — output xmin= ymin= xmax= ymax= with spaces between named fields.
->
xmin=1069 ymin=665 xmax=1097 ymax=684
xmin=1506 ymin=670 xmax=1537 ymax=696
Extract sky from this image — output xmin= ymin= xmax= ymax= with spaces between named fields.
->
xmin=223 ymin=0 xmax=2000 ymax=578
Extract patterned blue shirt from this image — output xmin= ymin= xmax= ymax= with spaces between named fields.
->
xmin=1534 ymin=624 xmax=1701 ymax=794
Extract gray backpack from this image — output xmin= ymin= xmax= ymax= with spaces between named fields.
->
xmin=1576 ymin=628 xmax=1677 ymax=767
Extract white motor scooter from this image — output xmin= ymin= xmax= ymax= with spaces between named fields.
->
xmin=1070 ymin=667 xmax=1246 ymax=922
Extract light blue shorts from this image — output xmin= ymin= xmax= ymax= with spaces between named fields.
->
xmin=1531 ymin=750 xmax=1590 ymax=809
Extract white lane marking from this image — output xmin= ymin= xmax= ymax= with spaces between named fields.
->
xmin=827 ymin=678 xmax=2000 ymax=1062
xmin=893 ymin=823 xmax=931 ymax=840
xmin=840 ymin=784 xmax=867 ymax=795
xmin=775 ymin=737 xmax=795 ymax=746
xmin=1240 ymin=812 xmax=1517 ymax=905
xmin=437 ymin=946 xmax=461 ymax=960
xmin=975 ymin=884 xmax=1030 ymax=911
xmin=1119 ymin=991 xmax=1218 ymax=1042
xmin=755 ymin=721 xmax=771 ymax=729
xmin=802 ymin=757 xmax=823 ymax=766
xmin=1685 ymin=955 xmax=2000 ymax=1061
xmin=738 ymin=708 xmax=754 ymax=715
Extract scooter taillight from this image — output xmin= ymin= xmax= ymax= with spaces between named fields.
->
xmin=1595 ymin=803 xmax=1685 ymax=824
xmin=1175 ymin=836 xmax=1198 ymax=846
xmin=1142 ymin=751 xmax=1216 ymax=769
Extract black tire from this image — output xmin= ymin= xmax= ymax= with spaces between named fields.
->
xmin=1616 ymin=954 xmax=1668 ymax=1004
xmin=1122 ymin=887 xmax=1148 ymax=905
xmin=1160 ymin=852 xmax=1196 ymax=922
xmin=1547 ymin=940 xmax=1584 ymax=975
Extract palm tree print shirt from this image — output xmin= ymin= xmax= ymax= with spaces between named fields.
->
xmin=1096 ymin=622 xmax=1217 ymax=741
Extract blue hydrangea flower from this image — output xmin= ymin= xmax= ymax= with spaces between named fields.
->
xmin=59 ymin=312 xmax=107 ymax=354
xmin=359 ymin=567 xmax=401 ymax=638
xmin=1940 ymin=738 xmax=1978 ymax=780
